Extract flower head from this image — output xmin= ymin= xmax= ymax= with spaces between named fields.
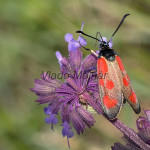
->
xmin=31 ymin=23 xmax=102 ymax=147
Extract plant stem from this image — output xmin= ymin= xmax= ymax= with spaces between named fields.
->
xmin=110 ymin=118 xmax=150 ymax=150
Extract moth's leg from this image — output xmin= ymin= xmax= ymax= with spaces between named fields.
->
xmin=81 ymin=45 xmax=98 ymax=57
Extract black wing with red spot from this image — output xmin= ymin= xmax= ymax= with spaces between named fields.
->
xmin=116 ymin=56 xmax=141 ymax=114
xmin=97 ymin=57 xmax=123 ymax=120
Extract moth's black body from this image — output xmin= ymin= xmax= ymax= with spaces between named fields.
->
xmin=98 ymin=42 xmax=117 ymax=62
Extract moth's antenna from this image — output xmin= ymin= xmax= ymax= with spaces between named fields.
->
xmin=95 ymin=32 xmax=103 ymax=47
xmin=108 ymin=14 xmax=130 ymax=44
xmin=97 ymin=32 xmax=103 ymax=42
xmin=76 ymin=31 xmax=100 ymax=42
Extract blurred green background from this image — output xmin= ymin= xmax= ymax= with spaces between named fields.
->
xmin=0 ymin=0 xmax=150 ymax=150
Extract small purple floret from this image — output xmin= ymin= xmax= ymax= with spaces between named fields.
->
xmin=78 ymin=36 xmax=87 ymax=46
xmin=65 ymin=22 xmax=87 ymax=52
xmin=65 ymin=35 xmax=87 ymax=52
xmin=56 ymin=51 xmax=63 ymax=66
xmin=45 ymin=114 xmax=58 ymax=124
xmin=62 ymin=121 xmax=74 ymax=138
xmin=44 ymin=107 xmax=58 ymax=129
xmin=68 ymin=39 xmax=80 ymax=51
xmin=108 ymin=38 xmax=113 ymax=48
xmin=44 ymin=107 xmax=51 ymax=115
xmin=65 ymin=33 xmax=73 ymax=42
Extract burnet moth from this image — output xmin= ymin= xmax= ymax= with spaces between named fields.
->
xmin=76 ymin=14 xmax=141 ymax=120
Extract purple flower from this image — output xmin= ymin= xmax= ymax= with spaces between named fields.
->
xmin=54 ymin=46 xmax=101 ymax=135
xmin=62 ymin=121 xmax=74 ymax=138
xmin=31 ymin=23 xmax=101 ymax=147
xmin=56 ymin=51 xmax=63 ymax=66
xmin=44 ymin=107 xmax=58 ymax=130
xmin=108 ymin=38 xmax=113 ymax=48
xmin=112 ymin=109 xmax=150 ymax=150
xmin=65 ymin=22 xmax=87 ymax=51
xmin=62 ymin=121 xmax=74 ymax=148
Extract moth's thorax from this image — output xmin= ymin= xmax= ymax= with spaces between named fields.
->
xmin=99 ymin=48 xmax=116 ymax=61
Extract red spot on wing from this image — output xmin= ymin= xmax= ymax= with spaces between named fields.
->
xmin=103 ymin=95 xmax=117 ymax=109
xmin=106 ymin=80 xmax=114 ymax=90
xmin=97 ymin=58 xmax=108 ymax=75
xmin=129 ymin=92 xmax=137 ymax=104
xmin=123 ymin=76 xmax=129 ymax=86
xmin=99 ymin=79 xmax=104 ymax=86
xmin=116 ymin=56 xmax=125 ymax=71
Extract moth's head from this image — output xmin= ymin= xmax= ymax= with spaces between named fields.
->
xmin=99 ymin=37 xmax=112 ymax=50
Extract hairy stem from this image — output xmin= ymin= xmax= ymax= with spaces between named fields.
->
xmin=110 ymin=118 xmax=150 ymax=150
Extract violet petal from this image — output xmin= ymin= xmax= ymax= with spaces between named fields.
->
xmin=56 ymin=51 xmax=63 ymax=66
xmin=62 ymin=127 xmax=74 ymax=138
xmin=44 ymin=107 xmax=51 ymax=115
xmin=78 ymin=36 xmax=87 ymax=46
xmin=50 ymin=114 xmax=58 ymax=124
xmin=62 ymin=121 xmax=74 ymax=138
xmin=65 ymin=33 xmax=73 ymax=42
xmin=108 ymin=38 xmax=113 ymax=48
xmin=45 ymin=117 xmax=52 ymax=124
xmin=68 ymin=39 xmax=80 ymax=52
